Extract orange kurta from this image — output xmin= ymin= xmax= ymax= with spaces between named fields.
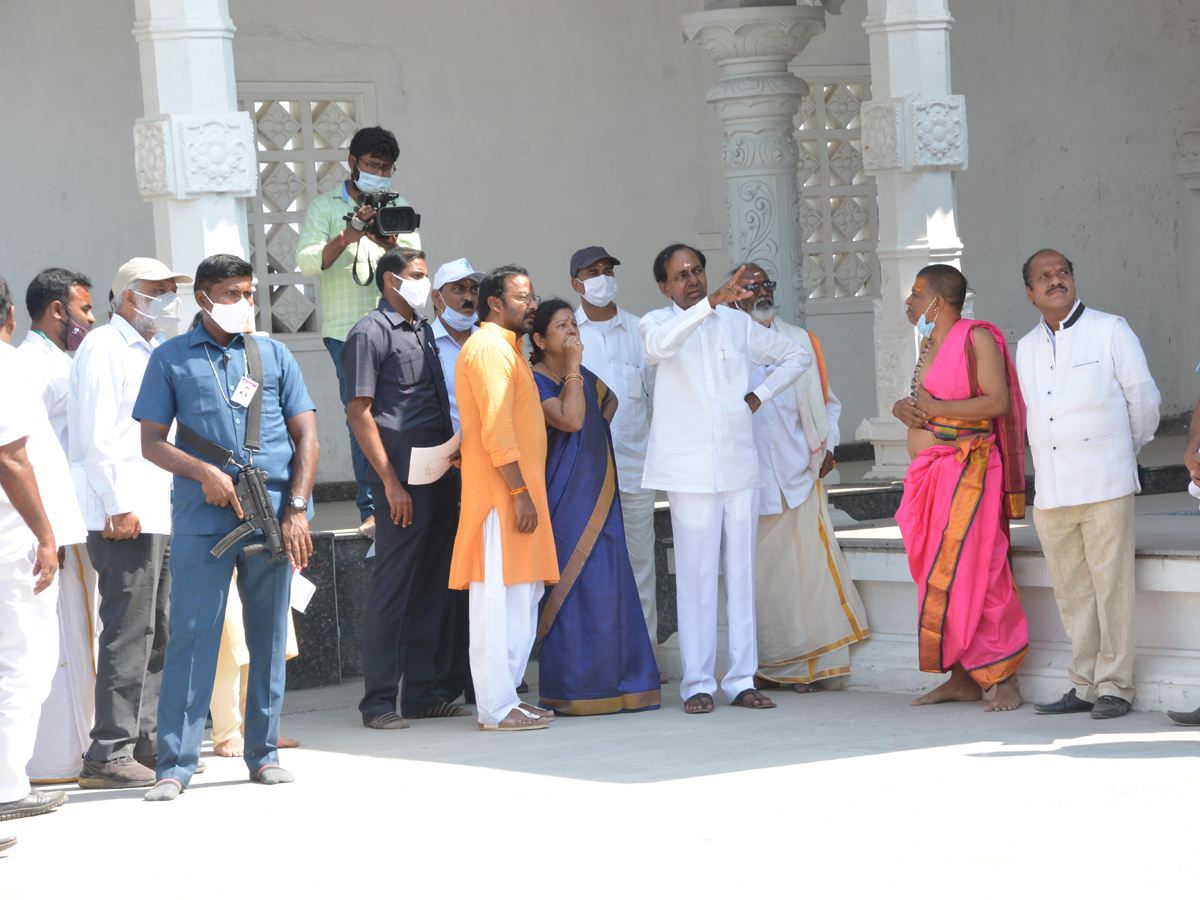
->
xmin=449 ymin=322 xmax=560 ymax=589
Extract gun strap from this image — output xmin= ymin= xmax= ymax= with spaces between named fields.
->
xmin=177 ymin=334 xmax=265 ymax=464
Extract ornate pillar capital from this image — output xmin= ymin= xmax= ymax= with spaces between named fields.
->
xmin=861 ymin=94 xmax=967 ymax=173
xmin=135 ymin=113 xmax=258 ymax=200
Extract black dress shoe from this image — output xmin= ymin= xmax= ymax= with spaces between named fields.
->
xmin=1091 ymin=695 xmax=1132 ymax=719
xmin=1035 ymin=688 xmax=1094 ymax=715
xmin=0 ymin=790 xmax=67 ymax=822
xmin=1167 ymin=707 xmax=1200 ymax=725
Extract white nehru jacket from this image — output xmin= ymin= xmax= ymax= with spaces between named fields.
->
xmin=640 ymin=299 xmax=810 ymax=493
xmin=67 ymin=315 xmax=173 ymax=535
xmin=575 ymin=305 xmax=654 ymax=495
xmin=1016 ymin=300 xmax=1160 ymax=510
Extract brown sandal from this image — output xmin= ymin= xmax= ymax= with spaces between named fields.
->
xmin=731 ymin=689 xmax=776 ymax=709
xmin=684 ymin=692 xmax=714 ymax=714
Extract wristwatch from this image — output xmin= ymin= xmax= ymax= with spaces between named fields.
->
xmin=288 ymin=495 xmax=307 ymax=511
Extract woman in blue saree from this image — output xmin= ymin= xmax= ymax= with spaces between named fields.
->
xmin=528 ymin=299 xmax=661 ymax=714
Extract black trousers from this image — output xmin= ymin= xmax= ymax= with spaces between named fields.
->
xmin=434 ymin=585 xmax=472 ymax=703
xmin=85 ymin=531 xmax=171 ymax=761
xmin=359 ymin=475 xmax=461 ymax=720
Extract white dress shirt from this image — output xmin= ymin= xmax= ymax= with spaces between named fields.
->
xmin=16 ymin=330 xmax=71 ymax=451
xmin=1016 ymin=300 xmax=1160 ymax=510
xmin=67 ymin=315 xmax=173 ymax=535
xmin=575 ymin=305 xmax=654 ymax=495
xmin=749 ymin=363 xmax=841 ymax=516
xmin=0 ymin=343 xmax=85 ymax=556
xmin=640 ymin=299 xmax=810 ymax=493
xmin=431 ymin=314 xmax=477 ymax=434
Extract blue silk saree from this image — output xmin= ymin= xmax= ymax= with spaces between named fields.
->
xmin=533 ymin=367 xmax=661 ymax=715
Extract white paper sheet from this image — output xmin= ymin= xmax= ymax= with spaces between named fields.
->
xmin=290 ymin=568 xmax=316 ymax=614
xmin=407 ymin=431 xmax=461 ymax=485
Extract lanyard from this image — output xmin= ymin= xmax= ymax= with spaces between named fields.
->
xmin=202 ymin=342 xmax=249 ymax=412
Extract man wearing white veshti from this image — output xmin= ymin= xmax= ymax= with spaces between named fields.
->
xmin=640 ymin=244 xmax=809 ymax=714
xmin=17 ymin=269 xmax=101 ymax=781
xmin=569 ymin=246 xmax=661 ymax=673
xmin=730 ymin=264 xmax=870 ymax=692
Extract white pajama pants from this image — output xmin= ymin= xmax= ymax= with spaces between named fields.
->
xmin=28 ymin=544 xmax=98 ymax=781
xmin=667 ymin=489 xmax=760 ymax=703
xmin=0 ymin=545 xmax=60 ymax=803
xmin=619 ymin=489 xmax=659 ymax=647
xmin=468 ymin=509 xmax=543 ymax=726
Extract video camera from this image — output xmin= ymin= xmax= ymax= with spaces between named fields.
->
xmin=348 ymin=191 xmax=421 ymax=238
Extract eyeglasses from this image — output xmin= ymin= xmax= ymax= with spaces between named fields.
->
xmin=747 ymin=280 xmax=777 ymax=293
xmin=354 ymin=157 xmax=396 ymax=176
xmin=505 ymin=292 xmax=540 ymax=307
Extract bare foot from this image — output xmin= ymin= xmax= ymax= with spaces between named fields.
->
xmin=277 ymin=735 xmax=301 ymax=748
xmin=793 ymin=683 xmax=822 ymax=694
xmin=911 ymin=664 xmax=983 ymax=706
xmin=984 ymin=677 xmax=1023 ymax=712
xmin=214 ymin=735 xmax=244 ymax=757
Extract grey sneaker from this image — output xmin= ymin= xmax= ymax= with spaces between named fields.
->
xmin=77 ymin=756 xmax=156 ymax=789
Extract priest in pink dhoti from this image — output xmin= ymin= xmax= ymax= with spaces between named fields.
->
xmin=892 ymin=264 xmax=1029 ymax=712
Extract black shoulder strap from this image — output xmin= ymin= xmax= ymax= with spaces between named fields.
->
xmin=243 ymin=335 xmax=264 ymax=452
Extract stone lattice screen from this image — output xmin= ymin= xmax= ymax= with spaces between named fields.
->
xmin=236 ymin=83 xmax=378 ymax=338
xmin=794 ymin=68 xmax=880 ymax=315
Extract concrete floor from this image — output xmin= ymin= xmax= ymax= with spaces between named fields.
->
xmin=3 ymin=670 xmax=1199 ymax=899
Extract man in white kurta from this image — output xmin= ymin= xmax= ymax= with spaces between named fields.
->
xmin=0 ymin=287 xmax=70 ymax=822
xmin=640 ymin=245 xmax=808 ymax=712
xmin=17 ymin=268 xmax=101 ymax=781
xmin=1017 ymin=249 xmax=1160 ymax=720
xmin=732 ymin=265 xmax=870 ymax=690
xmin=569 ymin=246 xmax=660 ymax=659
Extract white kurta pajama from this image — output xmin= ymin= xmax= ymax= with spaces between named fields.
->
xmin=17 ymin=332 xmax=99 ymax=781
xmin=641 ymin=300 xmax=809 ymax=703
xmin=748 ymin=321 xmax=869 ymax=684
xmin=575 ymin=306 xmax=658 ymax=645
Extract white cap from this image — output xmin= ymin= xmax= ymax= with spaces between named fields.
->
xmin=432 ymin=258 xmax=484 ymax=291
xmin=111 ymin=257 xmax=193 ymax=298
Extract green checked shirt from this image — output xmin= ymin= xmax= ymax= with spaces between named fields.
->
xmin=297 ymin=183 xmax=421 ymax=341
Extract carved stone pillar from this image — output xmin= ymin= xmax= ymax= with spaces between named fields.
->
xmin=132 ymin=0 xmax=256 ymax=330
xmin=853 ymin=0 xmax=967 ymax=479
xmin=682 ymin=2 xmax=834 ymax=324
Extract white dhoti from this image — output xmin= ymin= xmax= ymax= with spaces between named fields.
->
xmin=27 ymin=544 xmax=98 ymax=781
xmin=667 ymin=489 xmax=759 ymax=703
xmin=468 ymin=508 xmax=543 ymax=726
xmin=755 ymin=483 xmax=869 ymax=684
xmin=0 ymin=545 xmax=60 ymax=803
xmin=619 ymin=489 xmax=659 ymax=648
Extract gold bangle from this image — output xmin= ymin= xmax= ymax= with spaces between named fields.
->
xmin=509 ymin=485 xmax=528 ymax=496
xmin=562 ymin=372 xmax=584 ymax=386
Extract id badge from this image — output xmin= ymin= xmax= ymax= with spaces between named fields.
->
xmin=230 ymin=376 xmax=259 ymax=408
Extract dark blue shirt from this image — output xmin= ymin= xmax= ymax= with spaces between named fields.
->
xmin=341 ymin=301 xmax=454 ymax=483
xmin=133 ymin=324 xmax=316 ymax=536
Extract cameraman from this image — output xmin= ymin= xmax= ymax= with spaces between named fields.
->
xmin=297 ymin=125 xmax=420 ymax=539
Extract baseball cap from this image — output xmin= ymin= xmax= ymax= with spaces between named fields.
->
xmin=432 ymin=258 xmax=485 ymax=291
xmin=111 ymin=257 xmax=193 ymax=298
xmin=569 ymin=246 xmax=621 ymax=279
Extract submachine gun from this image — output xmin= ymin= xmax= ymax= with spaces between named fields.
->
xmin=175 ymin=335 xmax=288 ymax=563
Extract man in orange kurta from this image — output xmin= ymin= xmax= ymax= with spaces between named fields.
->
xmin=450 ymin=265 xmax=559 ymax=731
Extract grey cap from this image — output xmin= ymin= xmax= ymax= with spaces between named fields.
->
xmin=569 ymin=246 xmax=621 ymax=279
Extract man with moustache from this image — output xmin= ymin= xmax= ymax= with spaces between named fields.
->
xmin=893 ymin=264 xmax=1029 ymax=712
xmin=449 ymin=265 xmax=559 ymax=731
xmin=69 ymin=258 xmax=189 ymax=789
xmin=569 ymin=246 xmax=661 ymax=673
xmin=640 ymin=244 xmax=808 ymax=714
xmin=17 ymin=268 xmax=99 ymax=780
xmin=428 ymin=257 xmax=484 ymax=705
xmin=730 ymin=263 xmax=870 ymax=692
xmin=343 ymin=248 xmax=467 ymax=727
xmin=1017 ymin=249 xmax=1159 ymax=720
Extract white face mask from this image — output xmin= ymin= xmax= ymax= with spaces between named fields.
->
xmin=440 ymin=304 xmax=476 ymax=331
xmin=130 ymin=289 xmax=182 ymax=329
xmin=580 ymin=274 xmax=617 ymax=307
xmin=202 ymin=294 xmax=254 ymax=334
xmin=396 ymin=276 xmax=431 ymax=313
xmin=354 ymin=169 xmax=392 ymax=193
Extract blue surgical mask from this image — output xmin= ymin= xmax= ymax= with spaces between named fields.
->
xmin=440 ymin=304 xmax=476 ymax=331
xmin=915 ymin=299 xmax=939 ymax=339
xmin=354 ymin=168 xmax=392 ymax=193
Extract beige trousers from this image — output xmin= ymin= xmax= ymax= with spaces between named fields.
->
xmin=1033 ymin=492 xmax=1136 ymax=703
